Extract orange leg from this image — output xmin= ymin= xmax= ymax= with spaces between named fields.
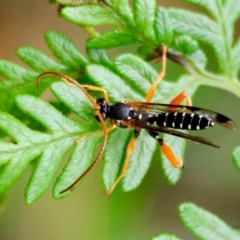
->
xmin=146 ymin=45 xmax=167 ymax=102
xmin=160 ymin=142 xmax=183 ymax=168
xmin=104 ymin=133 xmax=138 ymax=197
xmin=148 ymin=131 xmax=183 ymax=168
xmin=144 ymin=46 xmax=188 ymax=168
xmin=170 ymin=91 xmax=192 ymax=106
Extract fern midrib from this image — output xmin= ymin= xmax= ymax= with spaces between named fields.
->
xmin=216 ymin=1 xmax=232 ymax=78
xmin=1 ymin=128 xmax=100 ymax=155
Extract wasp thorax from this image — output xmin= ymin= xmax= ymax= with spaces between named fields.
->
xmin=108 ymin=102 xmax=137 ymax=120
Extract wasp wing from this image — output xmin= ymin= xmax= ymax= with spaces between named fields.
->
xmin=121 ymin=119 xmax=221 ymax=148
xmin=126 ymin=101 xmax=236 ymax=131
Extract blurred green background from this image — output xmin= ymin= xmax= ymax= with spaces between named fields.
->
xmin=0 ymin=1 xmax=240 ymax=239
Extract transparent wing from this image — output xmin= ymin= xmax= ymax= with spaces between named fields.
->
xmin=120 ymin=119 xmax=221 ymax=148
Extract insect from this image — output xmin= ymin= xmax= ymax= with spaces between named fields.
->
xmin=37 ymin=45 xmax=236 ymax=196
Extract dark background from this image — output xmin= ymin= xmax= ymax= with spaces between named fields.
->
xmin=0 ymin=1 xmax=240 ymax=239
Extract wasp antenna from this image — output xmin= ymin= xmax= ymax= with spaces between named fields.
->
xmin=103 ymin=136 xmax=137 ymax=197
xmin=36 ymin=71 xmax=98 ymax=108
xmin=36 ymin=71 xmax=62 ymax=89
xmin=36 ymin=71 xmax=109 ymax=194
xmin=60 ymin=110 xmax=108 ymax=194
xmin=160 ymin=143 xmax=183 ymax=168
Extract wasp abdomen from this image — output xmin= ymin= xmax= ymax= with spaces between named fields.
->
xmin=149 ymin=112 xmax=214 ymax=130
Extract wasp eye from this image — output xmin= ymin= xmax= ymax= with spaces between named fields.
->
xmin=95 ymin=98 xmax=109 ymax=122
xmin=96 ymin=98 xmax=107 ymax=105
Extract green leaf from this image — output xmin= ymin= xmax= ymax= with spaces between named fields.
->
xmin=153 ymin=74 xmax=198 ymax=103
xmin=179 ymin=203 xmax=240 ymax=240
xmin=87 ymin=29 xmax=139 ymax=49
xmin=172 ymin=36 xmax=199 ymax=55
xmin=0 ymin=81 xmax=101 ymax=204
xmin=53 ymin=135 xmax=103 ymax=199
xmin=232 ymin=145 xmax=240 ymax=170
xmin=16 ymin=93 xmax=90 ymax=204
xmin=154 ymin=7 xmax=173 ymax=45
xmin=86 ymin=64 xmax=142 ymax=101
xmin=223 ymin=0 xmax=240 ymax=23
xmin=0 ymin=112 xmax=44 ymax=194
xmin=87 ymin=48 xmax=112 ymax=66
xmin=231 ymin=38 xmax=240 ymax=78
xmin=185 ymin=0 xmax=240 ymax=24
xmin=168 ymin=8 xmax=220 ymax=48
xmin=16 ymin=47 xmax=68 ymax=72
xmin=45 ymin=30 xmax=88 ymax=69
xmin=0 ymin=0 xmax=238 ymax=205
xmin=114 ymin=53 xmax=195 ymax=103
xmin=103 ymin=128 xmax=131 ymax=190
xmin=184 ymin=0 xmax=219 ymax=19
xmin=105 ymin=0 xmax=133 ymax=23
xmin=133 ymin=0 xmax=156 ymax=42
xmin=0 ymin=79 xmax=22 ymax=111
xmin=123 ymin=130 xmax=157 ymax=191
xmin=151 ymin=233 xmax=183 ymax=240
xmin=168 ymin=8 xmax=219 ymax=40
xmin=0 ymin=61 xmax=38 ymax=111
xmin=62 ymin=5 xmax=122 ymax=26
xmin=0 ymin=142 xmax=14 ymax=167
xmin=114 ymin=53 xmax=157 ymax=97
xmin=0 ymin=60 xmax=36 ymax=82
xmin=51 ymin=82 xmax=94 ymax=122
xmin=25 ymin=138 xmax=73 ymax=204
xmin=16 ymin=94 xmax=80 ymax=133
xmin=56 ymin=0 xmax=98 ymax=4
xmin=168 ymin=5 xmax=237 ymax=74
xmin=183 ymin=0 xmax=240 ymax=76
xmin=169 ymin=38 xmax=207 ymax=69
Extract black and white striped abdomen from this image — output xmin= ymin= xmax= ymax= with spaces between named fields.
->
xmin=149 ymin=112 xmax=214 ymax=130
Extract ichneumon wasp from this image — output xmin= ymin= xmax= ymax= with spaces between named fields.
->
xmin=37 ymin=45 xmax=236 ymax=196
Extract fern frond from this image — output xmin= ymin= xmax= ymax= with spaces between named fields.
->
xmin=0 ymin=0 xmax=239 ymax=204
xmin=152 ymin=202 xmax=240 ymax=239
xmin=45 ymin=30 xmax=88 ymax=69
xmin=151 ymin=233 xmax=183 ymax=240
xmin=0 ymin=82 xmax=98 ymax=204
xmin=179 ymin=203 xmax=240 ymax=239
